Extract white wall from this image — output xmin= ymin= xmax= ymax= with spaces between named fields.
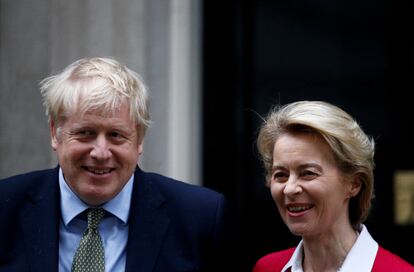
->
xmin=0 ymin=0 xmax=202 ymax=185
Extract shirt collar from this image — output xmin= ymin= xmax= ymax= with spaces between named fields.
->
xmin=339 ymin=224 xmax=378 ymax=271
xmin=59 ymin=167 xmax=134 ymax=226
xmin=282 ymin=225 xmax=379 ymax=272
xmin=282 ymin=240 xmax=304 ymax=272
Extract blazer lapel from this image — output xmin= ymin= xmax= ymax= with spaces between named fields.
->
xmin=19 ymin=169 xmax=60 ymax=272
xmin=125 ymin=168 xmax=170 ymax=272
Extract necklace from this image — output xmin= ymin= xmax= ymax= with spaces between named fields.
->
xmin=301 ymin=230 xmax=360 ymax=272
xmin=337 ymin=256 xmax=346 ymax=272
xmin=337 ymin=230 xmax=359 ymax=271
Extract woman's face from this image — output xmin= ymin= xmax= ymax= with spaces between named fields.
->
xmin=270 ymin=132 xmax=357 ymax=238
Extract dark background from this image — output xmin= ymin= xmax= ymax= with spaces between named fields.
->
xmin=202 ymin=0 xmax=414 ymax=271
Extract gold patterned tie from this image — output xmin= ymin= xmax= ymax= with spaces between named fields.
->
xmin=71 ymin=208 xmax=105 ymax=272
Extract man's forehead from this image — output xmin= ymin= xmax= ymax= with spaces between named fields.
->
xmin=59 ymin=105 xmax=134 ymax=125
xmin=66 ymin=102 xmax=130 ymax=118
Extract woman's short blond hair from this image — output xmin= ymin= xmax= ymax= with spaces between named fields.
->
xmin=40 ymin=57 xmax=151 ymax=135
xmin=257 ymin=101 xmax=375 ymax=229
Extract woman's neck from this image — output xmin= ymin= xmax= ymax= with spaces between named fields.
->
xmin=301 ymin=224 xmax=358 ymax=272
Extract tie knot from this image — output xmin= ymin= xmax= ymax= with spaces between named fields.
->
xmin=87 ymin=208 xmax=105 ymax=229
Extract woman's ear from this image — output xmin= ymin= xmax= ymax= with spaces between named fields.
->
xmin=349 ymin=173 xmax=362 ymax=198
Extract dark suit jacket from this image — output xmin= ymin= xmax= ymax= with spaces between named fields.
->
xmin=0 ymin=167 xmax=230 ymax=272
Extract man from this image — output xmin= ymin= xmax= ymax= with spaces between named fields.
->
xmin=0 ymin=57 xmax=230 ymax=271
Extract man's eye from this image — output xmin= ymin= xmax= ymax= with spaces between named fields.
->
xmin=109 ymin=132 xmax=121 ymax=138
xmin=78 ymin=130 xmax=93 ymax=136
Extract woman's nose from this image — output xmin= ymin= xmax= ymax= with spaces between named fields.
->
xmin=283 ymin=176 xmax=302 ymax=196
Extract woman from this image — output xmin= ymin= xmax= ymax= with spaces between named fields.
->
xmin=254 ymin=101 xmax=413 ymax=272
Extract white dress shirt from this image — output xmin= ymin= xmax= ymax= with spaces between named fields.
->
xmin=282 ymin=225 xmax=379 ymax=272
xmin=58 ymin=168 xmax=134 ymax=272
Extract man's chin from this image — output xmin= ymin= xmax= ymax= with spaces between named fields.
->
xmin=76 ymin=186 xmax=115 ymax=206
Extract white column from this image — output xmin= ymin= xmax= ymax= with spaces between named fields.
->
xmin=167 ymin=0 xmax=201 ymax=185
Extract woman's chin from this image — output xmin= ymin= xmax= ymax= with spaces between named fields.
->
xmin=287 ymin=224 xmax=311 ymax=237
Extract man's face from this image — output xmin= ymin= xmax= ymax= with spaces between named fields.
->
xmin=51 ymin=103 xmax=142 ymax=206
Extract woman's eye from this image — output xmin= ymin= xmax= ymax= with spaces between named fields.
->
xmin=272 ymin=172 xmax=288 ymax=182
xmin=302 ymin=170 xmax=318 ymax=179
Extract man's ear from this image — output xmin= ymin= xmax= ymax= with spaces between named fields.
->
xmin=136 ymin=125 xmax=145 ymax=156
xmin=50 ymin=119 xmax=59 ymax=150
xmin=138 ymin=143 xmax=143 ymax=155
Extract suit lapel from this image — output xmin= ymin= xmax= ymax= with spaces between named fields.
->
xmin=19 ymin=169 xmax=60 ymax=272
xmin=125 ymin=168 xmax=170 ymax=272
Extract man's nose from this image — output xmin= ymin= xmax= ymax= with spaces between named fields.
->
xmin=90 ymin=135 xmax=111 ymax=161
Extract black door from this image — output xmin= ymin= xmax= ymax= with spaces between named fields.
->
xmin=203 ymin=0 xmax=414 ymax=271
